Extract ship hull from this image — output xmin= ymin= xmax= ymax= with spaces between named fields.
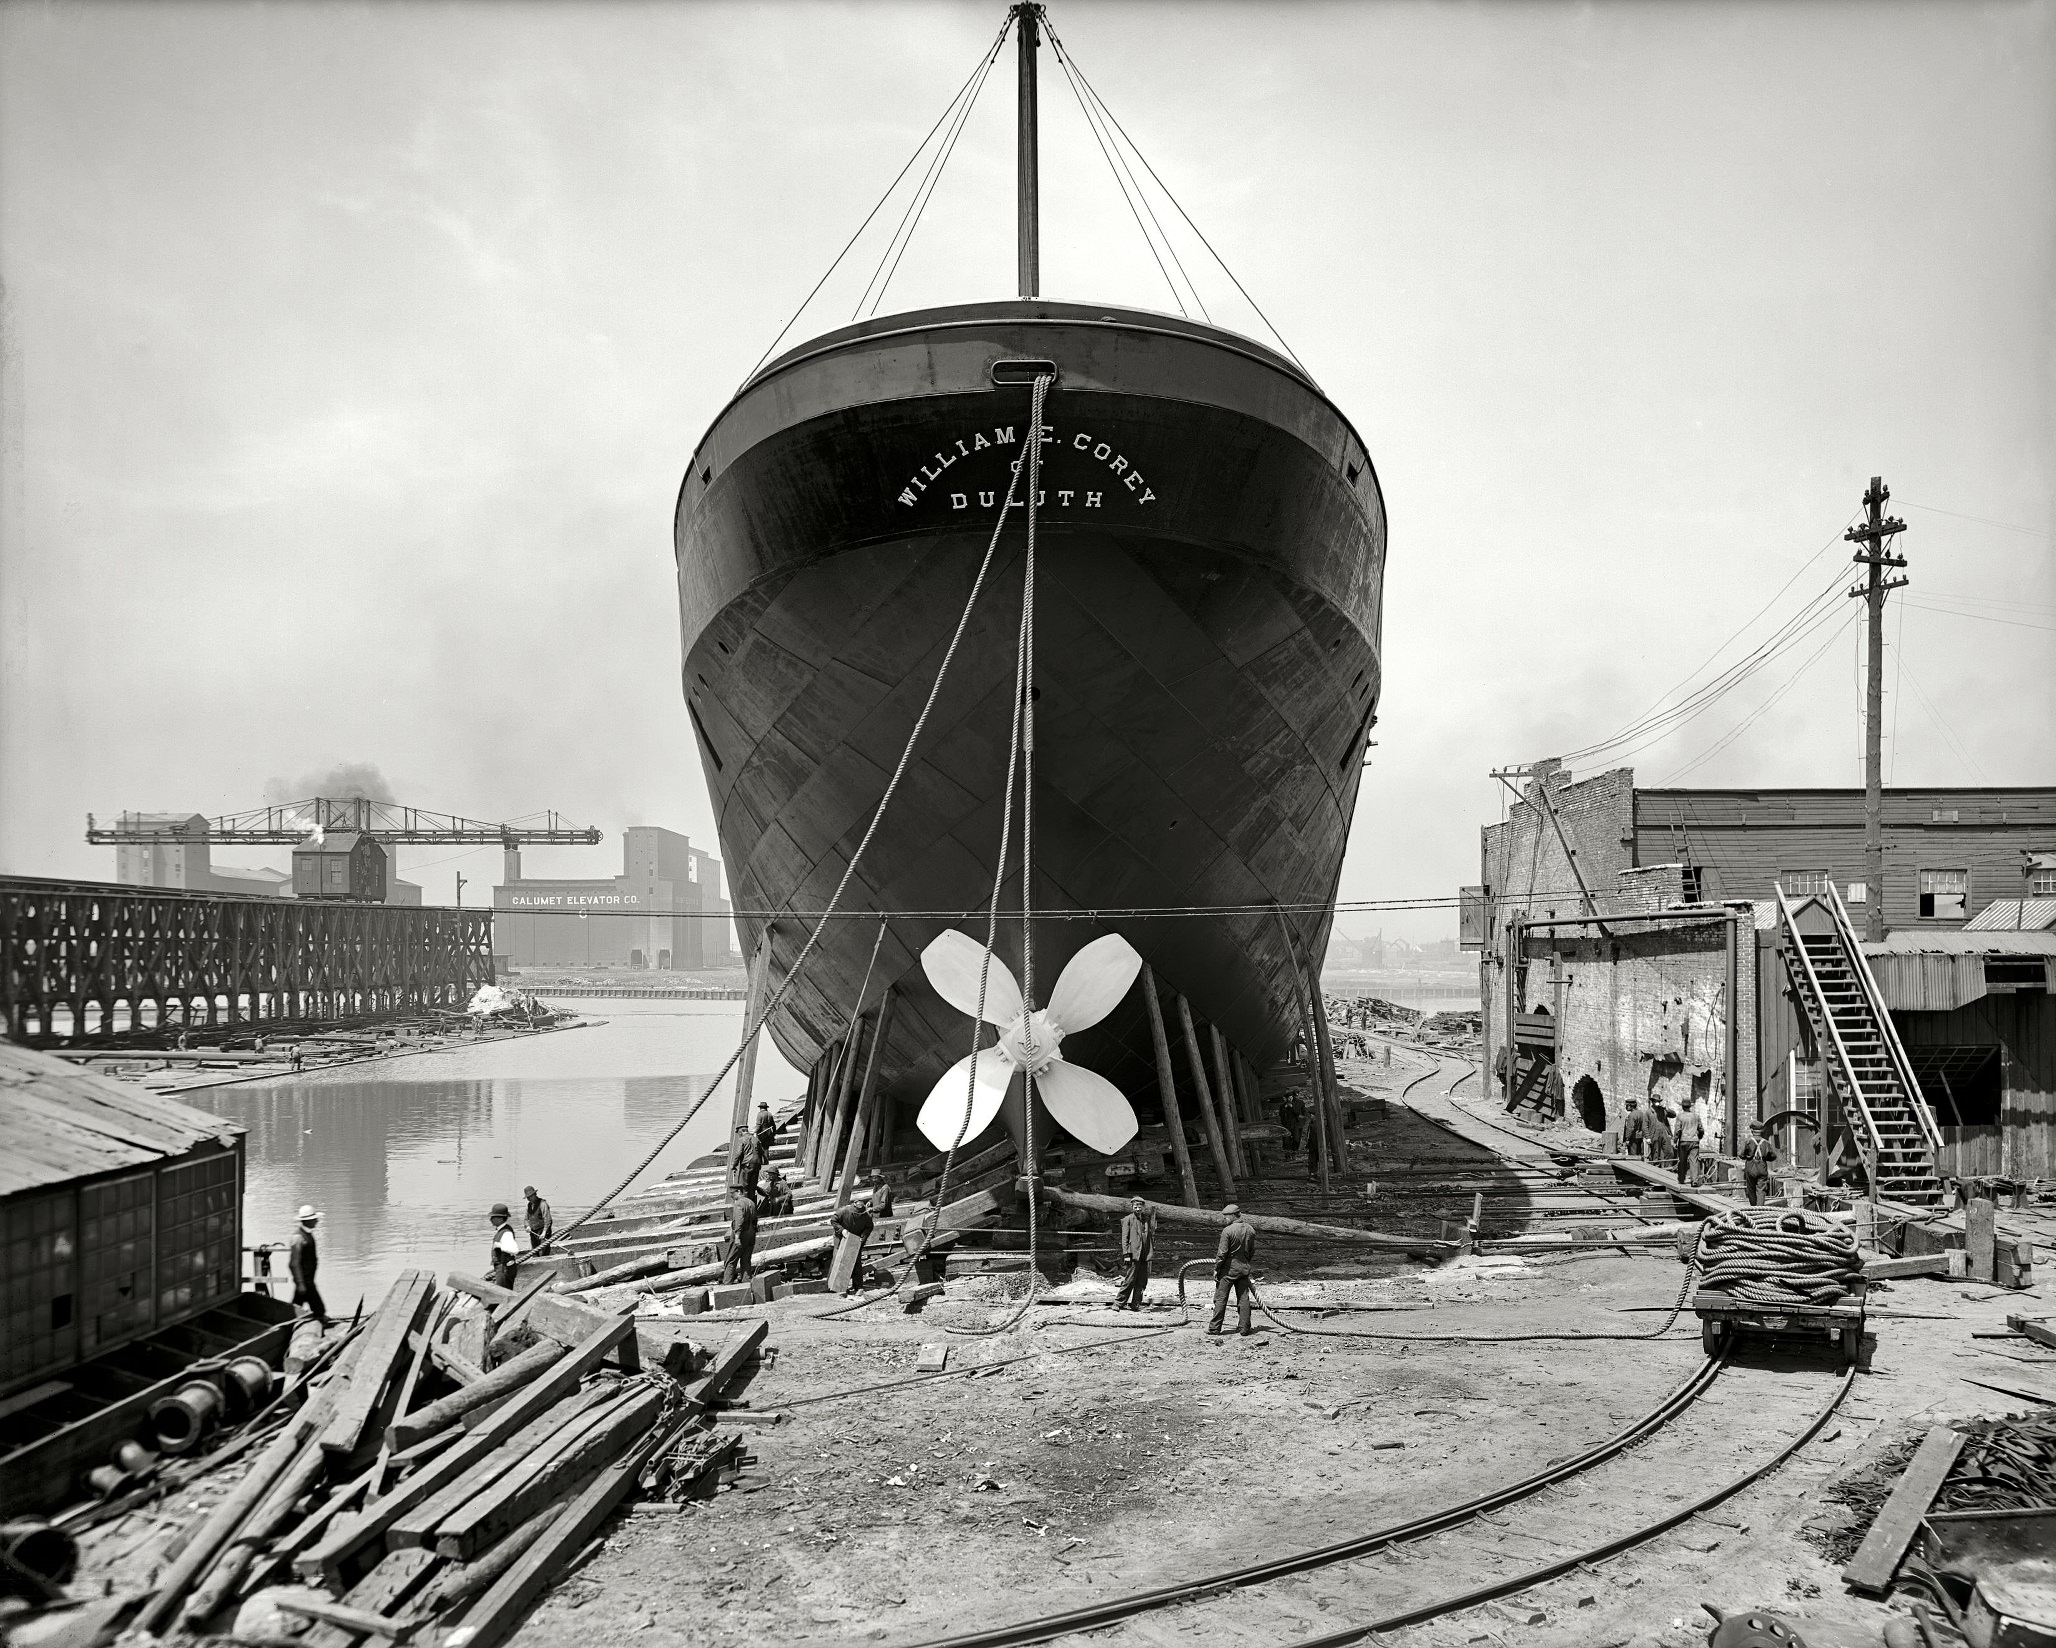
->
xmin=675 ymin=301 xmax=1386 ymax=1150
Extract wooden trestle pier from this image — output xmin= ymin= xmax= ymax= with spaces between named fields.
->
xmin=0 ymin=876 xmax=495 ymax=1044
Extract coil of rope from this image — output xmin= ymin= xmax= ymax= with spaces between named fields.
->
xmin=1694 ymin=1209 xmax=1862 ymax=1309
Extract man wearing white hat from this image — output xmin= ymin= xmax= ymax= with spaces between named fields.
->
xmin=288 ymin=1206 xmax=327 ymax=1325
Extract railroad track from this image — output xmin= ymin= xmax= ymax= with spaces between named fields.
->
xmin=896 ymin=1351 xmax=1854 ymax=1648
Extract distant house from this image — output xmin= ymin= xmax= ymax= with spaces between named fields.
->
xmin=291 ymin=832 xmax=388 ymax=901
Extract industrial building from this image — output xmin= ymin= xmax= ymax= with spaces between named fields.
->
xmin=492 ymin=826 xmax=734 ymax=972
xmin=1468 ymin=766 xmax=2056 ymax=1186
xmin=111 ymin=812 xmax=421 ymax=904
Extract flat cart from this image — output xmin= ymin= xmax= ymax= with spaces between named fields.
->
xmin=1694 ymin=1286 xmax=1869 ymax=1367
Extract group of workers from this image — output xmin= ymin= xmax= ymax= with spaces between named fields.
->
xmin=1621 ymin=1097 xmax=1782 ymax=1205
xmin=725 ymin=1099 xmax=892 ymax=1289
xmin=1117 ymin=1194 xmax=1262 ymax=1335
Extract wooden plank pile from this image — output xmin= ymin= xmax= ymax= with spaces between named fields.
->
xmin=106 ymin=1267 xmax=771 ymax=1648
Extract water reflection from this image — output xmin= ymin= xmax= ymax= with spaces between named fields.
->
xmin=187 ymin=1001 xmax=802 ymax=1308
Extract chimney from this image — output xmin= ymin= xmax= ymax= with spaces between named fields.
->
xmin=503 ymin=845 xmax=522 ymax=885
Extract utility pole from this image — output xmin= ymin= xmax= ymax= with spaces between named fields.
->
xmin=1845 ymin=477 xmax=1908 ymax=944
xmin=1014 ymin=2 xmax=1041 ymax=298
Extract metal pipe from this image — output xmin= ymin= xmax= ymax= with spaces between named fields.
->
xmin=1015 ymin=3 xmax=1040 ymax=297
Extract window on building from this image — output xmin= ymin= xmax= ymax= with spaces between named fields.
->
xmin=1919 ymin=869 xmax=1968 ymax=921
xmin=1778 ymin=870 xmax=1831 ymax=898
xmin=1846 ymin=882 xmax=1868 ymax=905
xmin=2030 ymin=868 xmax=2056 ymax=897
xmin=1680 ymin=867 xmax=1705 ymax=903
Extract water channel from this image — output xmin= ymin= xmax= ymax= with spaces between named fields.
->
xmin=186 ymin=1000 xmax=804 ymax=1309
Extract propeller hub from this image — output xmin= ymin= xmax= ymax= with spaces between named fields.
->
xmin=1000 ymin=1009 xmax=1063 ymax=1075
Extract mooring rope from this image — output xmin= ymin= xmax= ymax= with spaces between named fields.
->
xmin=943 ymin=370 xmax=1053 ymax=1341
xmin=539 ymin=407 xmax=1050 ymax=1258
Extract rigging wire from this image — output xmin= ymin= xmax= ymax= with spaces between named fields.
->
xmin=1045 ymin=35 xmax=1198 ymax=319
xmin=1041 ymin=14 xmax=1308 ymax=376
xmin=1052 ymin=40 xmax=1184 ymax=316
xmin=860 ymin=28 xmax=1009 ymax=319
xmin=740 ymin=15 xmax=1013 ymax=387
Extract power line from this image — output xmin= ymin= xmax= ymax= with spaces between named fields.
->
xmin=1653 ymin=606 xmax=1860 ymax=786
xmin=1901 ymin=500 xmax=2050 ymax=539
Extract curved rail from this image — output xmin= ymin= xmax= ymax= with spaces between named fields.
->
xmin=891 ymin=1352 xmax=1727 ymax=1648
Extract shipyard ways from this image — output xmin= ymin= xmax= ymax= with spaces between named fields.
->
xmin=0 ymin=876 xmax=495 ymax=1045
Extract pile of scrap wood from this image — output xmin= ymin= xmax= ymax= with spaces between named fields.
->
xmin=36 ymin=1267 xmax=772 ymax=1648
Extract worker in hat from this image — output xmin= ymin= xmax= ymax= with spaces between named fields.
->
xmin=758 ymin=1166 xmax=795 ymax=1220
xmin=522 ymin=1184 xmax=554 ymax=1251
xmin=287 ymin=1205 xmax=327 ymax=1326
xmin=1116 ymin=1195 xmax=1155 ymax=1311
xmin=1206 ymin=1203 xmax=1258 ymax=1337
xmin=868 ymin=1169 xmax=895 ymax=1219
xmin=722 ymin=1185 xmax=759 ymax=1286
xmin=828 ymin=1190 xmax=876 ymax=1295
xmin=488 ymin=1203 xmax=520 ymax=1288
xmin=753 ymin=1099 xmax=779 ymax=1164
xmin=729 ymin=1125 xmax=763 ymax=1197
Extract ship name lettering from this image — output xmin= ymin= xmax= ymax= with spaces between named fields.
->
xmin=951 ymin=493 xmax=968 ymax=508
xmin=979 ymin=490 xmax=996 ymax=507
xmin=1086 ymin=491 xmax=1102 ymax=507
xmin=898 ymin=487 xmax=919 ymax=506
xmin=973 ymin=432 xmax=992 ymax=451
xmin=1057 ymin=490 xmax=1074 ymax=506
xmin=993 ymin=425 xmax=1015 ymax=445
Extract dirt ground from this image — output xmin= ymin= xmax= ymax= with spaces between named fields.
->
xmin=56 ymin=1042 xmax=2054 ymax=1648
xmin=501 ymin=1045 xmax=2055 ymax=1648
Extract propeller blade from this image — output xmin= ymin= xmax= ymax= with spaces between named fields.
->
xmin=915 ymin=1048 xmax=1014 ymax=1151
xmin=1032 ymin=1060 xmax=1139 ymax=1156
xmin=1045 ymin=933 xmax=1143 ymax=1035
xmin=920 ymin=930 xmax=1023 ymax=1027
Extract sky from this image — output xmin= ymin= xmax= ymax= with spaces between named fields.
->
xmin=2 ymin=0 xmax=2050 ymax=941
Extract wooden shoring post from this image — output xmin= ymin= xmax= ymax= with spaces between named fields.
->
xmin=1308 ymin=970 xmax=1348 ymax=1168
xmin=835 ymin=986 xmax=895 ymax=1208
xmin=1725 ymin=909 xmax=1741 ymax=1155
xmin=1271 ymin=905 xmax=1331 ymax=1195
xmin=727 ymin=926 xmax=773 ymax=1185
xmin=1208 ymin=1023 xmax=1247 ymax=1177
xmin=1505 ymin=917 xmax=1521 ymax=1109
xmin=1175 ymin=993 xmax=1236 ymax=1198
xmin=1140 ymin=965 xmax=1201 ymax=1208
xmin=816 ymin=1010 xmax=865 ymax=1187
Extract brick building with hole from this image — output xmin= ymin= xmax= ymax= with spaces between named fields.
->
xmin=1467 ymin=766 xmax=2056 ymax=1184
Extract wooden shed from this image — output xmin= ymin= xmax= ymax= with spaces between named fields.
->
xmin=290 ymin=830 xmax=387 ymax=901
xmin=0 ymin=1042 xmax=293 ymax=1512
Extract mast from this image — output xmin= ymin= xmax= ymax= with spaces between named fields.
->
xmin=1015 ymin=2 xmax=1041 ymax=298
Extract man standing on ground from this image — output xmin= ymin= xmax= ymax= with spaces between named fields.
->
xmin=869 ymin=1170 xmax=895 ymax=1219
xmin=1207 ymin=1203 xmax=1258 ymax=1337
xmin=1116 ymin=1196 xmax=1155 ymax=1310
xmin=1675 ymin=1105 xmax=1703 ymax=1186
xmin=522 ymin=1184 xmax=553 ymax=1251
xmin=722 ymin=1187 xmax=759 ymax=1284
xmin=1646 ymin=1104 xmax=1674 ymax=1171
xmin=1741 ymin=1125 xmax=1779 ymax=1207
xmin=288 ymin=1205 xmax=327 ymax=1326
xmin=753 ymin=1100 xmax=779 ymax=1166
xmin=488 ymin=1202 xmax=521 ymax=1288
xmin=1619 ymin=1098 xmax=1646 ymax=1159
xmin=1279 ymin=1094 xmax=1304 ymax=1155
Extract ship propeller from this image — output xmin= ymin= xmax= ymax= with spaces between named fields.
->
xmin=915 ymin=931 xmax=1145 ymax=1155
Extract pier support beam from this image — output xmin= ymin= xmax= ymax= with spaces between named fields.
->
xmin=1140 ymin=965 xmax=1200 ymax=1208
xmin=1273 ymin=908 xmax=1331 ymax=1195
xmin=835 ymin=987 xmax=895 ymax=1207
xmin=1176 ymin=993 xmax=1236 ymax=1200
xmin=815 ymin=1010 xmax=864 ymax=1186
xmin=1309 ymin=975 xmax=1348 ymax=1171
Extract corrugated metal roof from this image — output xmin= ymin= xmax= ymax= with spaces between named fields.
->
xmin=0 ymin=1042 xmax=243 ymax=1197
xmin=1869 ymin=930 xmax=2056 ymax=957
xmin=1965 ymin=899 xmax=2056 ymax=931
xmin=1868 ymin=953 xmax=1990 ymax=1012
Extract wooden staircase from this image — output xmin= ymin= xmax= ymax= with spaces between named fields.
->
xmin=1777 ymin=883 xmax=1945 ymax=1207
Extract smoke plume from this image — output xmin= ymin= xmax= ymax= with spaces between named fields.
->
xmin=264 ymin=762 xmax=399 ymax=804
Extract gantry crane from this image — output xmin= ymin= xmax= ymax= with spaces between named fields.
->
xmin=87 ymin=799 xmax=602 ymax=847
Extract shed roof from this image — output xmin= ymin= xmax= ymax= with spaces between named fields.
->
xmin=1964 ymin=899 xmax=2056 ymax=932
xmin=0 ymin=1042 xmax=243 ymax=1198
xmin=294 ymin=832 xmax=371 ymax=855
xmin=1867 ymin=929 xmax=2056 ymax=957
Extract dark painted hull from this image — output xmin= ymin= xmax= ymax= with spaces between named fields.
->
xmin=674 ymin=300 xmax=1385 ymax=1146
